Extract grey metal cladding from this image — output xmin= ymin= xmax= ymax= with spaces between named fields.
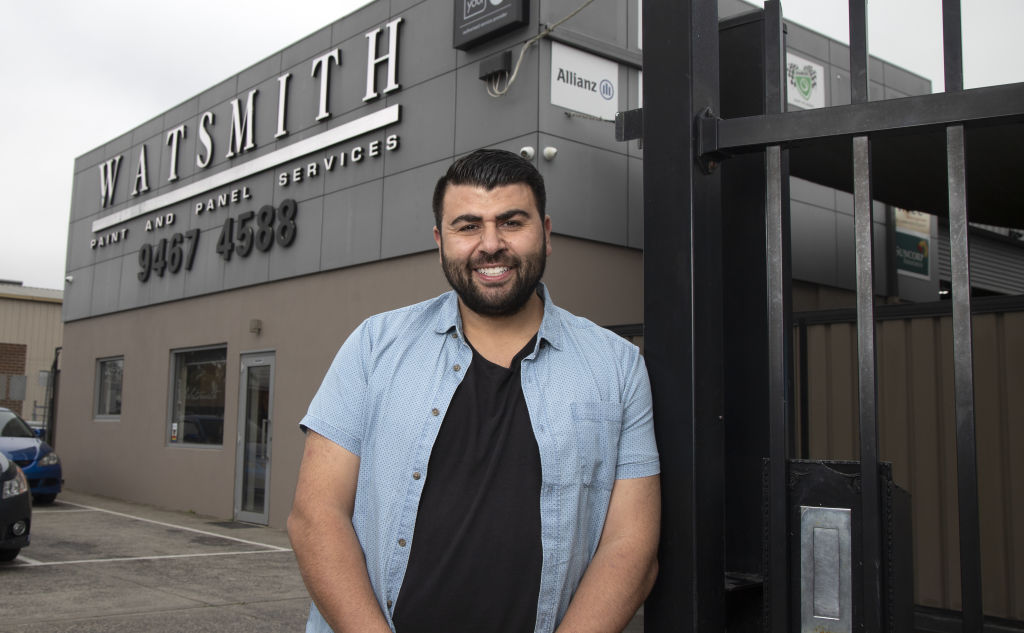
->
xmin=455 ymin=55 xmax=538 ymax=155
xmin=384 ymin=73 xmax=456 ymax=175
xmin=543 ymin=0 xmax=627 ymax=49
xmin=790 ymin=200 xmax=838 ymax=287
xmin=270 ymin=197 xmax=325 ymax=282
xmin=321 ymin=178 xmax=385 ymax=271
xmin=380 ymin=159 xmax=447 ymax=259
xmin=394 ymin=0 xmax=457 ymax=89
xmin=540 ymin=137 xmax=627 ymax=246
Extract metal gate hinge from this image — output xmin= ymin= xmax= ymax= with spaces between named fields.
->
xmin=696 ymin=107 xmax=730 ymax=174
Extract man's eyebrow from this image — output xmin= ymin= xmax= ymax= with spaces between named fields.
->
xmin=447 ymin=209 xmax=531 ymax=226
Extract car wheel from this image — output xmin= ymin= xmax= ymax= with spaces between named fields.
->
xmin=0 ymin=549 xmax=19 ymax=562
xmin=33 ymin=493 xmax=56 ymax=504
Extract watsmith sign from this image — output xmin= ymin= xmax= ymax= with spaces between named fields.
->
xmin=91 ymin=18 xmax=404 ymax=240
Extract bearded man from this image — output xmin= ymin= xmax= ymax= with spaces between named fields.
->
xmin=289 ymin=149 xmax=660 ymax=633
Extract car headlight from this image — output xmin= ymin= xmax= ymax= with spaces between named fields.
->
xmin=38 ymin=452 xmax=60 ymax=466
xmin=2 ymin=465 xmax=29 ymax=499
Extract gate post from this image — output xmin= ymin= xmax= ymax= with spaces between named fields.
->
xmin=641 ymin=1 xmax=725 ymax=631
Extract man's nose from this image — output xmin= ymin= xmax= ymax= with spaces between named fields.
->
xmin=478 ymin=223 xmax=504 ymax=253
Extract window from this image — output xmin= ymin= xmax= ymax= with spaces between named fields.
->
xmin=168 ymin=346 xmax=226 ymax=446
xmin=95 ymin=357 xmax=123 ymax=418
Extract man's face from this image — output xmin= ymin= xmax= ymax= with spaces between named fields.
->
xmin=433 ymin=182 xmax=552 ymax=317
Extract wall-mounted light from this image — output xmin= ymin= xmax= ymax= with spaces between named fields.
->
xmin=64 ymin=275 xmax=74 ymax=284
xmin=542 ymin=146 xmax=558 ymax=160
xmin=249 ymin=319 xmax=262 ymax=335
xmin=519 ymin=146 xmax=535 ymax=160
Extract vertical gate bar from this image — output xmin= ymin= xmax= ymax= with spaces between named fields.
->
xmin=849 ymin=0 xmax=870 ymax=104
xmin=766 ymin=144 xmax=788 ymax=633
xmin=942 ymin=0 xmax=964 ymax=92
xmin=946 ymin=124 xmax=983 ymax=633
xmin=799 ymin=319 xmax=809 ymax=460
xmin=641 ymin=0 xmax=725 ymax=631
xmin=853 ymin=134 xmax=883 ymax=633
xmin=762 ymin=4 xmax=790 ymax=632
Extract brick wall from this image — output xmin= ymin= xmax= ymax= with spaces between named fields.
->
xmin=0 ymin=342 xmax=27 ymax=415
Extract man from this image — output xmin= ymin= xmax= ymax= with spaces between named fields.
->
xmin=289 ymin=149 xmax=660 ymax=633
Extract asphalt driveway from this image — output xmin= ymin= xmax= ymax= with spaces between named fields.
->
xmin=0 ymin=491 xmax=309 ymax=632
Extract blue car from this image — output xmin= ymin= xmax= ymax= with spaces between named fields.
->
xmin=0 ymin=408 xmax=62 ymax=504
xmin=0 ymin=452 xmax=31 ymax=561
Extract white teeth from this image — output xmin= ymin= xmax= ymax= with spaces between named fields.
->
xmin=477 ymin=266 xmax=509 ymax=276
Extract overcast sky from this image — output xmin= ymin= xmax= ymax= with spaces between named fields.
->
xmin=1 ymin=0 xmax=1020 ymax=290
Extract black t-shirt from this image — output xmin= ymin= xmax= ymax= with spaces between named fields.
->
xmin=392 ymin=335 xmax=543 ymax=633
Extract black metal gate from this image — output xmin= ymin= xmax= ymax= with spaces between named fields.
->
xmin=628 ymin=1 xmax=1024 ymax=631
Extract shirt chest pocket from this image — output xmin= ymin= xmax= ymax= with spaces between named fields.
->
xmin=570 ymin=401 xmax=622 ymax=490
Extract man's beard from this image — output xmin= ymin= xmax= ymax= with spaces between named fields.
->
xmin=441 ymin=242 xmax=546 ymax=317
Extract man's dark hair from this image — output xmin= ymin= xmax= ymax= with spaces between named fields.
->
xmin=432 ymin=149 xmax=546 ymax=228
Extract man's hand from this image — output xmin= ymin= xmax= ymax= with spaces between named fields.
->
xmin=288 ymin=430 xmax=392 ymax=633
xmin=555 ymin=474 xmax=661 ymax=633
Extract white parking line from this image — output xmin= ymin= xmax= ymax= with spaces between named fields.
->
xmin=57 ymin=501 xmax=292 ymax=552
xmin=16 ymin=548 xmax=290 ymax=567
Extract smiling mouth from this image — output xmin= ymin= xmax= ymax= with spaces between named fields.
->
xmin=476 ymin=266 xmax=511 ymax=277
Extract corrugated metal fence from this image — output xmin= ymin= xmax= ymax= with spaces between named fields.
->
xmin=796 ymin=297 xmax=1024 ymax=622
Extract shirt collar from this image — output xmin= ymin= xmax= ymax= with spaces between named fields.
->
xmin=432 ymin=283 xmax=564 ymax=352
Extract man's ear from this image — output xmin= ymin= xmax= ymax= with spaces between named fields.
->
xmin=544 ymin=215 xmax=553 ymax=256
xmin=433 ymin=226 xmax=443 ymax=263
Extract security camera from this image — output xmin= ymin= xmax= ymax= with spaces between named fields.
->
xmin=519 ymin=146 xmax=535 ymax=160
xmin=542 ymin=146 xmax=558 ymax=160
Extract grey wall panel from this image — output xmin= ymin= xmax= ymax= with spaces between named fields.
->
xmin=791 ymin=176 xmax=837 ymax=210
xmin=627 ymin=156 xmax=643 ymax=249
xmin=143 ymin=253 xmax=188 ymax=307
xmin=223 ymin=233 xmax=271 ymax=290
xmin=182 ymin=226 xmax=228 ymax=298
xmin=126 ymin=132 xmax=167 ymax=203
xmin=540 ymin=136 xmax=627 ymax=246
xmin=282 ymin=25 xmax=334 ymax=71
xmin=67 ymin=221 xmax=98 ymax=271
xmin=884 ymin=62 xmax=932 ymax=96
xmin=333 ymin=0 xmax=392 ymax=43
xmin=626 ymin=68 xmax=643 ymax=159
xmin=184 ymin=176 xmax=275 ymax=235
xmin=786 ymin=23 xmax=830 ymax=64
xmin=791 ymin=200 xmax=838 ymax=287
xmin=455 ymin=49 xmax=538 ymax=154
xmin=391 ymin=0 xmax=457 ymax=89
xmin=62 ymin=265 xmax=94 ymax=322
xmin=160 ymin=98 xmax=201 ymax=185
xmin=269 ymin=196 xmax=325 ymax=282
xmin=321 ymin=178 xmax=384 ymax=271
xmin=131 ymin=116 xmax=166 ymax=147
xmin=319 ymin=129 xmax=388 ymax=194
xmin=89 ymin=257 xmax=125 ymax=316
xmin=380 ymin=159 xmax=447 ymax=258
xmin=197 ymin=77 xmax=239 ymax=114
xmin=869 ymin=80 xmax=885 ymax=102
xmin=836 ymin=188 xmax=853 ymax=215
xmin=117 ymin=254 xmax=152 ymax=312
xmin=238 ymin=53 xmax=283 ymax=94
xmin=831 ymin=67 xmax=852 ymax=107
xmin=383 ymin=73 xmax=456 ymax=175
xmin=543 ymin=0 xmax=627 ymax=49
xmin=272 ymin=151 xmax=328 ymax=204
xmin=829 ymin=40 xmax=850 ymax=71
xmin=884 ymin=87 xmax=910 ymax=101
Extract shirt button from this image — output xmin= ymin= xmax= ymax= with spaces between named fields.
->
xmin=413 ymin=471 xmax=421 ymax=480
xmin=431 ymin=408 xmax=439 ymax=416
xmin=387 ymin=599 xmax=393 ymax=609
xmin=453 ymin=364 xmax=461 ymax=372
xmin=451 ymin=332 xmax=457 ymax=339
xmin=398 ymin=538 xmax=407 ymax=547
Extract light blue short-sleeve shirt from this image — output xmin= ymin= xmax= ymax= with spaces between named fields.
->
xmin=300 ymin=285 xmax=660 ymax=633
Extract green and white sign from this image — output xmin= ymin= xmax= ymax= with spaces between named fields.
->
xmin=786 ymin=52 xmax=825 ymax=109
xmin=894 ymin=208 xmax=932 ymax=280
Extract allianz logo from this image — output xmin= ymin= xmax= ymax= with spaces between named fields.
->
xmin=465 ymin=0 xmax=502 ymax=19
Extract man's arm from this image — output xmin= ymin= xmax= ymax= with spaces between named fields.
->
xmin=288 ymin=430 xmax=392 ymax=633
xmin=555 ymin=474 xmax=661 ymax=633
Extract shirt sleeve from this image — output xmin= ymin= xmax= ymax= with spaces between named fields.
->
xmin=615 ymin=349 xmax=660 ymax=480
xmin=299 ymin=320 xmax=371 ymax=457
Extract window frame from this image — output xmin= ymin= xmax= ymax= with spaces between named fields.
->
xmin=94 ymin=356 xmax=124 ymax=420
xmin=166 ymin=344 xmax=228 ymax=448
